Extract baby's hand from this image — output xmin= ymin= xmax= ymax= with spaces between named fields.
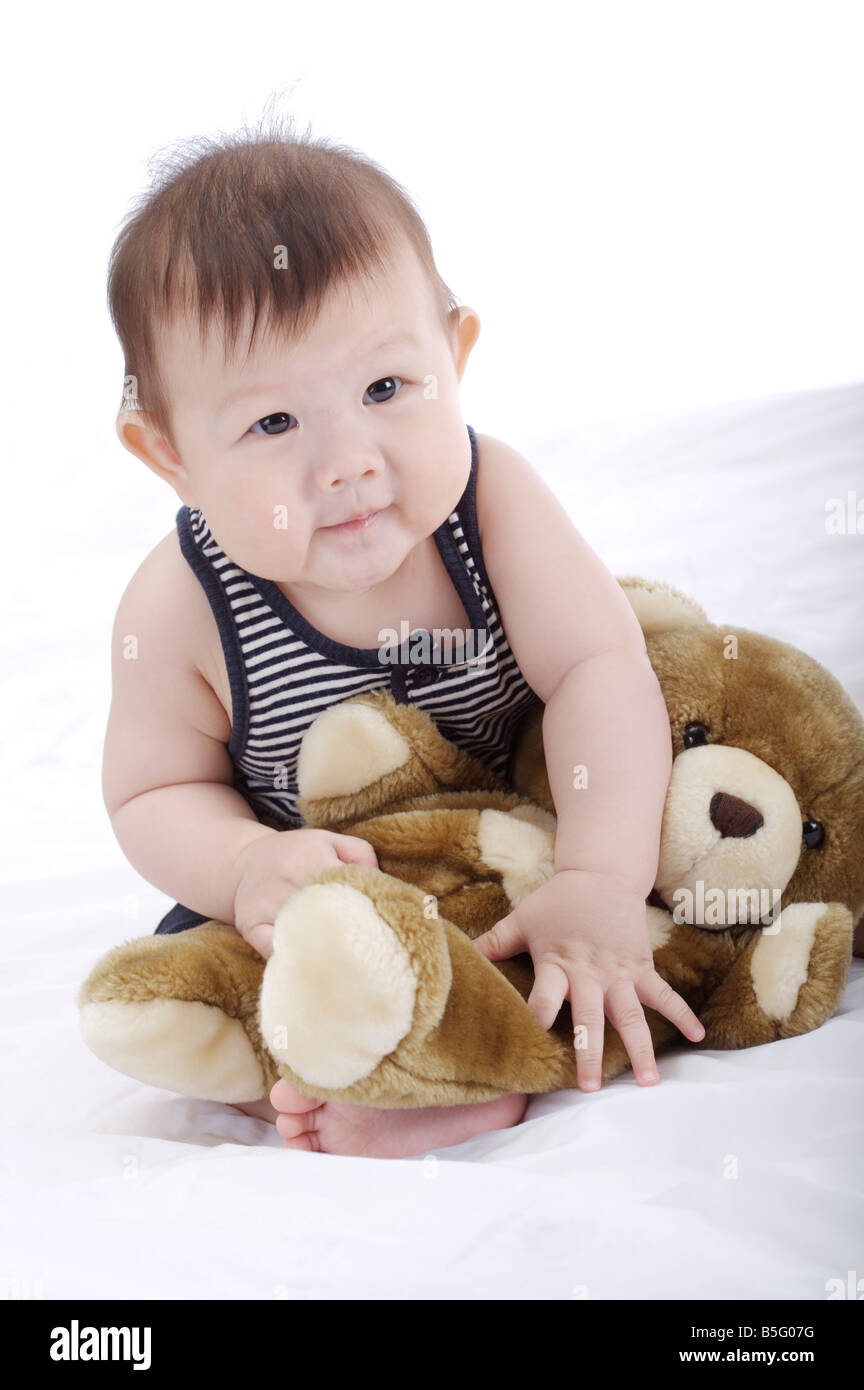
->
xmin=472 ymin=868 xmax=705 ymax=1090
xmin=230 ymin=828 xmax=379 ymax=959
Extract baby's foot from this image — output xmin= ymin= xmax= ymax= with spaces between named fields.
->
xmin=269 ymin=1079 xmax=528 ymax=1158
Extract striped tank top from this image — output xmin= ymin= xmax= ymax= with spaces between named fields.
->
xmin=154 ymin=423 xmax=540 ymax=933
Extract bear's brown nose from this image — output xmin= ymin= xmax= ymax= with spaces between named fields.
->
xmin=710 ymin=791 xmax=764 ymax=838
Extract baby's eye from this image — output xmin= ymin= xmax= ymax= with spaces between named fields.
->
xmin=248 ymin=412 xmax=295 ymax=437
xmin=364 ymin=376 xmax=403 ymax=404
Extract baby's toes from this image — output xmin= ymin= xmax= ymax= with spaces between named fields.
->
xmin=270 ymin=1079 xmax=327 ymax=1149
xmin=278 ymin=1115 xmax=323 ymax=1150
xmin=282 ymin=1131 xmax=322 ymax=1152
xmin=270 ymin=1077 xmax=323 ymax=1114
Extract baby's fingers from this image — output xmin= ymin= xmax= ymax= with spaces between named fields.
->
xmin=241 ymin=922 xmax=275 ymax=960
xmin=605 ymin=981 xmax=659 ymax=1086
xmin=569 ymin=978 xmax=606 ymax=1092
xmin=636 ymin=970 xmax=706 ymax=1043
xmin=334 ymin=834 xmax=379 ymax=869
xmin=526 ymin=960 xmax=568 ymax=1031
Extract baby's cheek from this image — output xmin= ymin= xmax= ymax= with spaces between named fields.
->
xmin=226 ymin=515 xmax=310 ymax=579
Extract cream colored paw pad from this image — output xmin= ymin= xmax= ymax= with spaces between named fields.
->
xmin=750 ymin=902 xmax=825 ymax=1020
xmin=477 ymin=807 xmax=555 ymax=905
xmin=79 ymin=999 xmax=266 ymax=1102
xmin=296 ymin=701 xmax=412 ymax=799
xmin=260 ymin=882 xmax=417 ymax=1089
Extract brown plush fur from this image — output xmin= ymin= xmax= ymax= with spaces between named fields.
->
xmin=78 ymin=577 xmax=864 ymax=1108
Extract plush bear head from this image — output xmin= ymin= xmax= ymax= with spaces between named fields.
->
xmin=512 ymin=578 xmax=864 ymax=950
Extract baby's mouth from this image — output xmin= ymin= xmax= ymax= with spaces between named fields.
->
xmin=321 ymin=508 xmax=383 ymax=533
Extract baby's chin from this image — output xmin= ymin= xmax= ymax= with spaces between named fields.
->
xmin=311 ymin=510 xmax=427 ymax=586
xmin=253 ymin=545 xmax=371 ymax=594
xmin=261 ymin=504 xmax=434 ymax=590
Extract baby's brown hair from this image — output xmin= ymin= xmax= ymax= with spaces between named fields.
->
xmin=107 ymin=109 xmax=459 ymax=452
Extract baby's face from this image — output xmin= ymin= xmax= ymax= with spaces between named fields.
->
xmin=153 ymin=237 xmax=476 ymax=600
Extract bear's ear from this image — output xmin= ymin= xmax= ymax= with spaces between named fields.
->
xmin=616 ymin=576 xmax=710 ymax=635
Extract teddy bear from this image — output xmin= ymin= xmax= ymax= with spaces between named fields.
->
xmin=78 ymin=577 xmax=864 ymax=1110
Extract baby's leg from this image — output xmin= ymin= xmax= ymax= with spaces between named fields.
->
xmin=232 ymin=1087 xmax=528 ymax=1157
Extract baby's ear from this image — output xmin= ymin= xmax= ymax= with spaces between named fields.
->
xmin=115 ymin=410 xmax=188 ymax=495
xmin=115 ymin=408 xmax=163 ymax=459
xmin=452 ymin=305 xmax=480 ymax=378
xmin=115 ymin=407 xmax=145 ymax=450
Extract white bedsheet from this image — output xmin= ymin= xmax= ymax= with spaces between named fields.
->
xmin=2 ymin=381 xmax=862 ymax=1301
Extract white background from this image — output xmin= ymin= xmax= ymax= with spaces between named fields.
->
xmin=4 ymin=0 xmax=863 ymax=480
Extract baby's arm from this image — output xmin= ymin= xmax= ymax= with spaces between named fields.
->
xmin=102 ymin=556 xmax=280 ymax=924
xmin=103 ymin=554 xmax=376 ymax=948
xmin=472 ymin=437 xmax=704 ymax=1085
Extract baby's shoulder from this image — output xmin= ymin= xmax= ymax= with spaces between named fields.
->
xmin=112 ymin=526 xmax=215 ymax=684
xmin=473 ymin=431 xmax=544 ymax=542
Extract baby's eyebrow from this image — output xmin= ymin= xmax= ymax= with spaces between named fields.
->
xmin=219 ymin=329 xmax=422 ymax=414
xmin=366 ymin=328 xmax=422 ymax=354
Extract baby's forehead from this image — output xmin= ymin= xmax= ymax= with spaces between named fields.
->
xmin=157 ymin=241 xmax=449 ymax=424
xmin=159 ymin=281 xmax=438 ymax=394
xmin=159 ymin=305 xmax=300 ymax=369
xmin=158 ymin=311 xmax=367 ymax=396
xmin=161 ymin=233 xmax=439 ymax=362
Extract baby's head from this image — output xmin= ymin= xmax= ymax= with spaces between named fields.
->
xmin=108 ymin=117 xmax=480 ymax=598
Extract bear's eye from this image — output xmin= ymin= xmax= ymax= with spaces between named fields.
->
xmin=683 ymin=722 xmax=710 ymax=748
xmin=802 ymin=818 xmax=825 ymax=848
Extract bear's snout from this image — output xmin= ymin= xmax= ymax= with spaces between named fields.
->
xmin=709 ymin=791 xmax=764 ymax=839
xmin=654 ymin=743 xmax=803 ymax=918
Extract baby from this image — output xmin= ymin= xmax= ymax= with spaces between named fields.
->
xmin=102 ymin=119 xmax=705 ymax=1158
